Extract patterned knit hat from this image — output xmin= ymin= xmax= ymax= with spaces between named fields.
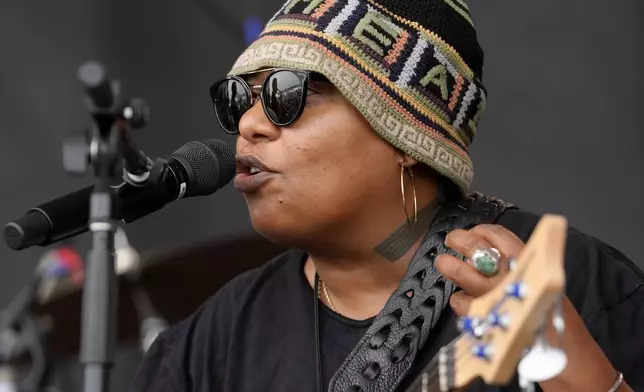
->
xmin=229 ymin=0 xmax=486 ymax=193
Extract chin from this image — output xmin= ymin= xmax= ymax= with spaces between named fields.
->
xmin=246 ymin=202 xmax=312 ymax=247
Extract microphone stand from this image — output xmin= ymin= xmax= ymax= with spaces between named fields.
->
xmin=81 ymin=117 xmax=118 ymax=392
xmin=67 ymin=61 xmax=149 ymax=392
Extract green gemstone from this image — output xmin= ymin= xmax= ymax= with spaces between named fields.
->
xmin=474 ymin=252 xmax=498 ymax=276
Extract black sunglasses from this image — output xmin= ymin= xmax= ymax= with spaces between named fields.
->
xmin=209 ymin=68 xmax=317 ymax=135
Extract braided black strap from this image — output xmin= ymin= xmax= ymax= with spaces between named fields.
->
xmin=328 ymin=192 xmax=516 ymax=392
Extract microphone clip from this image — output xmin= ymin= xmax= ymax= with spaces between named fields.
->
xmin=77 ymin=61 xmax=150 ymax=131
xmin=64 ymin=61 xmax=152 ymax=184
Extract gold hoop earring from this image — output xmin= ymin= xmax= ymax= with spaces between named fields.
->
xmin=400 ymin=162 xmax=418 ymax=226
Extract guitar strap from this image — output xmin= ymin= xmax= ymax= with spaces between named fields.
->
xmin=328 ymin=192 xmax=516 ymax=392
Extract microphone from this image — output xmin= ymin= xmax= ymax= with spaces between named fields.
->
xmin=4 ymin=139 xmax=236 ymax=251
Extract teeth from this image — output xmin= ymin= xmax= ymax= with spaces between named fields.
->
xmin=250 ymin=167 xmax=261 ymax=174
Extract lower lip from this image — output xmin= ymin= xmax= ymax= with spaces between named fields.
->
xmin=233 ymin=172 xmax=276 ymax=193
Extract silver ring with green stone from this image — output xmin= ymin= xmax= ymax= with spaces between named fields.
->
xmin=471 ymin=247 xmax=501 ymax=276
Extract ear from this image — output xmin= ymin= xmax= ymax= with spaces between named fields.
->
xmin=400 ymin=155 xmax=420 ymax=168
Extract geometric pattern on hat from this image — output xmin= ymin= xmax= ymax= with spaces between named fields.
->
xmin=229 ymin=0 xmax=487 ymax=193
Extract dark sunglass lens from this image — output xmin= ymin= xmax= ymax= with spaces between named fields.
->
xmin=213 ymin=79 xmax=251 ymax=134
xmin=262 ymin=71 xmax=304 ymax=126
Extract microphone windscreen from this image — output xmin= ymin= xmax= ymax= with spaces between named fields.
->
xmin=171 ymin=139 xmax=236 ymax=197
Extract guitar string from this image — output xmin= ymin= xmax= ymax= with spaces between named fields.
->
xmin=412 ymin=294 xmax=516 ymax=392
xmin=407 ymin=260 xmax=536 ymax=392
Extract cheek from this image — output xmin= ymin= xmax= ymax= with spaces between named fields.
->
xmin=282 ymin=142 xmax=357 ymax=202
xmin=281 ymin=111 xmax=395 ymax=209
xmin=280 ymin=162 xmax=366 ymax=230
xmin=285 ymin=110 xmax=367 ymax=179
xmin=292 ymin=104 xmax=386 ymax=166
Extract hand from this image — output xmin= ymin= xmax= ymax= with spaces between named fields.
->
xmin=435 ymin=223 xmax=523 ymax=316
xmin=435 ymin=224 xmax=632 ymax=392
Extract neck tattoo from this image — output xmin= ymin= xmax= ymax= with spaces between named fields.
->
xmin=315 ymin=200 xmax=443 ymax=313
xmin=373 ymin=199 xmax=443 ymax=262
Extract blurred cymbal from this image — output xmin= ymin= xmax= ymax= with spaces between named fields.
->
xmin=38 ymin=232 xmax=285 ymax=359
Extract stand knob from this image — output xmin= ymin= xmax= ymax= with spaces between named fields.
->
xmin=62 ymin=133 xmax=90 ymax=174
xmin=122 ymin=98 xmax=150 ymax=129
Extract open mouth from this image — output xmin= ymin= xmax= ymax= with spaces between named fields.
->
xmin=236 ymin=154 xmax=273 ymax=176
xmin=237 ymin=163 xmax=263 ymax=176
xmin=233 ymin=154 xmax=276 ymax=192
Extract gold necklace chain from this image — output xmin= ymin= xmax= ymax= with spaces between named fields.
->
xmin=317 ymin=275 xmax=337 ymax=312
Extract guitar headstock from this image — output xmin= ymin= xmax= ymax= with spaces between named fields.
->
xmin=444 ymin=214 xmax=568 ymax=390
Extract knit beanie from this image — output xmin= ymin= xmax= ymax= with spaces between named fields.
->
xmin=228 ymin=0 xmax=486 ymax=193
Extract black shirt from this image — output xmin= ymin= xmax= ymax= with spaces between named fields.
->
xmin=129 ymin=209 xmax=644 ymax=392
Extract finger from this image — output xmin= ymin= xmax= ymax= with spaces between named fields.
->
xmin=445 ymin=229 xmax=495 ymax=261
xmin=445 ymin=229 xmax=507 ymax=274
xmin=469 ymin=224 xmax=524 ymax=260
xmin=449 ymin=291 xmax=473 ymax=317
xmin=435 ymin=254 xmax=491 ymax=297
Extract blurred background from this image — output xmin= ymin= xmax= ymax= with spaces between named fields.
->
xmin=0 ymin=0 xmax=642 ymax=391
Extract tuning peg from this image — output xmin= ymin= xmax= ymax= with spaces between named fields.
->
xmin=505 ymin=282 xmax=527 ymax=299
xmin=457 ymin=316 xmax=476 ymax=334
xmin=486 ymin=312 xmax=510 ymax=329
xmin=471 ymin=344 xmax=493 ymax=361
xmin=458 ymin=316 xmax=486 ymax=338
xmin=517 ymin=334 xmax=567 ymax=382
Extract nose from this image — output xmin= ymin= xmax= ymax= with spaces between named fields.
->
xmin=238 ymin=98 xmax=281 ymax=143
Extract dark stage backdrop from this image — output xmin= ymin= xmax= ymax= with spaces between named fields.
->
xmin=0 ymin=0 xmax=642 ymax=391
